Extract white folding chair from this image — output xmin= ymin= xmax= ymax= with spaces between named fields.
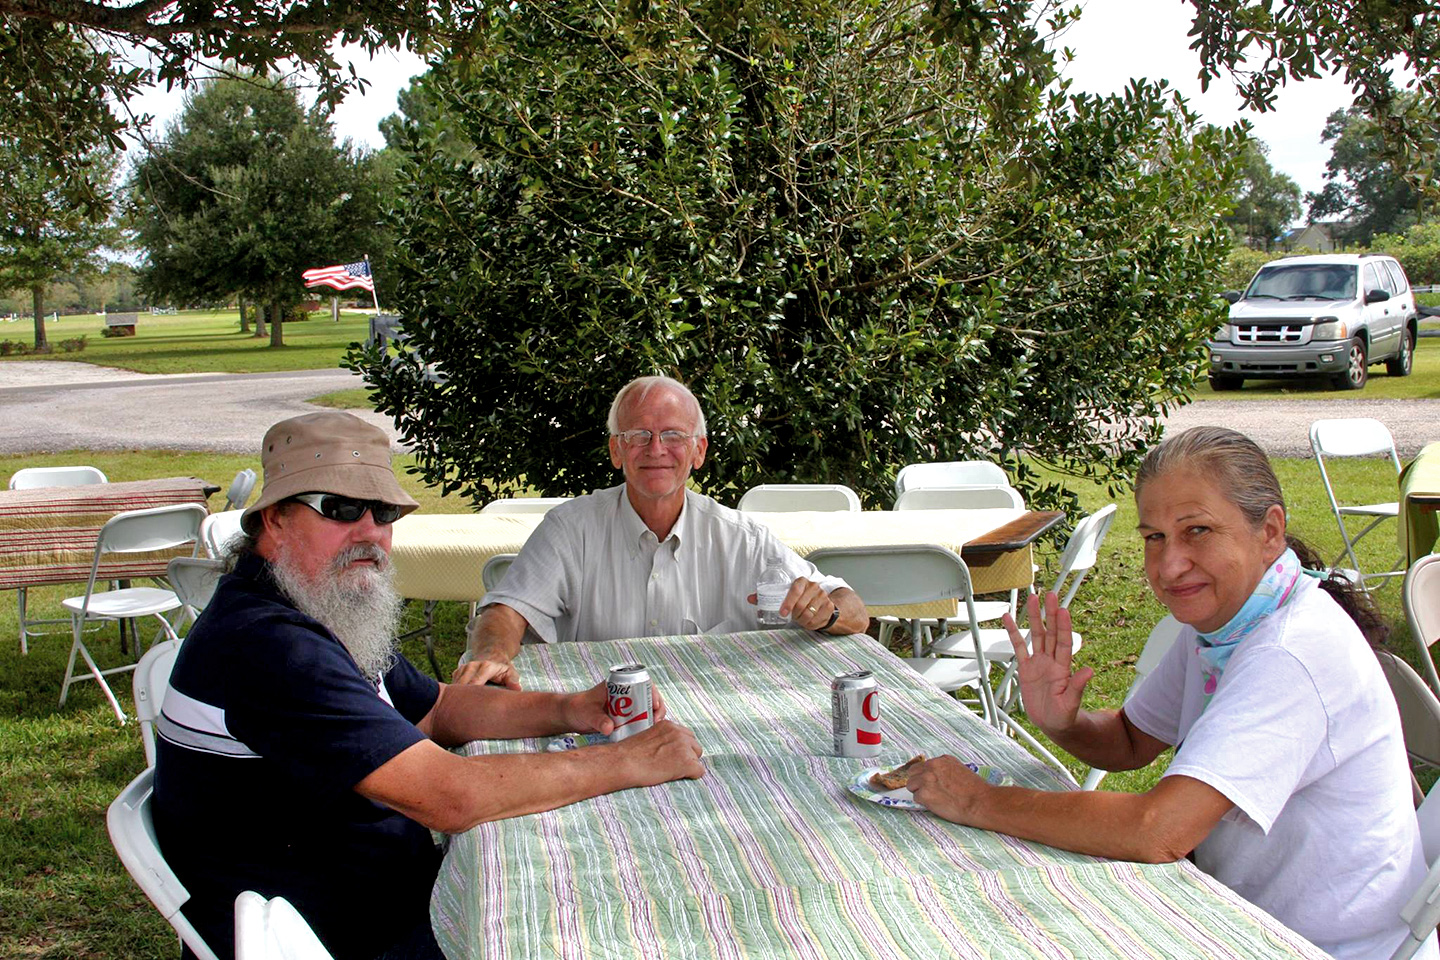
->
xmin=235 ymin=891 xmax=336 ymax=960
xmin=224 ymin=468 xmax=258 ymax=511
xmin=1377 ymin=650 xmax=1440 ymax=781
xmin=1406 ymin=554 xmax=1440 ymax=699
xmin=478 ymin=497 xmax=570 ymax=514
xmin=1391 ymin=779 xmax=1440 ymax=960
xmin=1082 ymin=615 xmax=1184 ymax=789
xmin=481 ymin=553 xmax=517 ymax=592
xmin=108 ymin=767 xmax=221 ymax=960
xmin=887 ymin=484 xmax=1029 ymax=636
xmin=201 ymin=509 xmax=246 ymax=559
xmin=737 ymin=484 xmax=862 ymax=512
xmin=167 ymin=556 xmax=225 ymax=632
xmin=931 ymin=504 xmax=1119 ymax=710
xmin=59 ymin=504 xmax=206 ymax=721
xmin=134 ymin=639 xmax=179 ymax=768
xmin=810 ymin=543 xmax=1078 ymax=783
xmin=1310 ymin=418 xmax=1404 ymax=590
xmin=8 ymin=465 xmax=109 ymax=653
xmin=894 ymin=460 xmax=1008 ymax=498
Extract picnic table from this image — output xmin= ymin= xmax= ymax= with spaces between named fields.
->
xmin=1401 ymin=441 xmax=1440 ymax=566
xmin=430 ymin=629 xmax=1326 ymax=959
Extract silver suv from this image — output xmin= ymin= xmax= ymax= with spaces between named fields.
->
xmin=1209 ymin=253 xmax=1418 ymax=390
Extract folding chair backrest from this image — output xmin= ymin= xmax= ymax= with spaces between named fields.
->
xmin=482 ymin=553 xmax=516 ymax=592
xmin=8 ymin=465 xmax=108 ymax=489
xmin=737 ymin=484 xmax=862 ymax=513
xmin=107 ymin=768 xmax=220 ymax=960
xmin=168 ymin=556 xmax=225 ymax=620
xmin=224 ymin=469 xmax=257 ymax=512
xmin=1377 ymin=649 xmax=1440 ymax=772
xmin=479 ymin=497 xmax=571 ymax=514
xmin=201 ymin=510 xmax=246 ymax=559
xmin=1394 ymin=781 xmax=1440 ymax=960
xmin=79 ymin=505 xmax=207 ymax=606
xmin=235 ymin=891 xmax=337 ymax=960
xmin=1050 ymin=504 xmax=1118 ymax=607
xmin=1311 ymin=418 xmax=1403 ymax=461
xmin=808 ymin=544 xmax=975 ymax=610
xmin=134 ymin=639 xmax=179 ymax=768
xmin=1406 ymin=554 xmax=1440 ymax=698
xmin=894 ymin=460 xmax=1008 ymax=498
xmin=894 ymin=485 xmax=1024 ymax=511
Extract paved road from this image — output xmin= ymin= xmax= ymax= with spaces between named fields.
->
xmin=0 ymin=361 xmax=1437 ymax=458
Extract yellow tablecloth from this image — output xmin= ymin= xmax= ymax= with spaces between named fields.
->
xmin=389 ymin=508 xmax=1035 ymax=617
xmin=1401 ymin=442 xmax=1440 ymax=566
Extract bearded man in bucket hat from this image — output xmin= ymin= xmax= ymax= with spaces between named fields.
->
xmin=152 ymin=412 xmax=704 ymax=960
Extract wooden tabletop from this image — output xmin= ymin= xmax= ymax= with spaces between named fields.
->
xmin=959 ymin=509 xmax=1065 ymax=566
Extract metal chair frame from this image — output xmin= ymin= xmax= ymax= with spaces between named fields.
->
xmin=8 ymin=465 xmax=109 ymax=652
xmin=1310 ymin=418 xmax=1405 ymax=591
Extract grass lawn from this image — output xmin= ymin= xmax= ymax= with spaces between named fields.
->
xmin=0 ymin=309 xmax=373 ymax=375
xmin=1191 ymin=322 xmax=1440 ymax=400
xmin=0 ymin=447 xmax=1422 ymax=958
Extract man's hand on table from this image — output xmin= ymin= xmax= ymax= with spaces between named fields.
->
xmin=907 ymin=756 xmax=991 ymax=824
xmin=746 ymin=577 xmax=838 ymax=631
xmin=611 ymin=721 xmax=706 ymax=786
xmin=452 ymin=655 xmax=521 ymax=690
xmin=564 ymin=680 xmax=669 ymax=737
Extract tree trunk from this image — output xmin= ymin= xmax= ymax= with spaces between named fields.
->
xmin=254 ymin=302 xmax=267 ymax=338
xmin=269 ymin=301 xmax=284 ymax=348
xmin=238 ymin=294 xmax=250 ymax=333
xmin=31 ymin=285 xmax=48 ymax=351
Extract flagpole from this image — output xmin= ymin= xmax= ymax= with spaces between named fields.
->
xmin=365 ymin=255 xmax=381 ymax=314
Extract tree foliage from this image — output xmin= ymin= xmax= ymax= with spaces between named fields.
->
xmin=349 ymin=0 xmax=1239 ymax=511
xmin=125 ymin=74 xmax=390 ymax=344
xmin=1308 ymin=96 xmax=1426 ymax=246
xmin=0 ymin=137 xmax=117 ymax=349
xmin=1223 ymin=140 xmax=1301 ymax=250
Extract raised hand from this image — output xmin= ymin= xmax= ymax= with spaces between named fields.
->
xmin=1001 ymin=591 xmax=1092 ymax=737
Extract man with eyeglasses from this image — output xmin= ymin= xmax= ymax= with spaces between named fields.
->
xmin=152 ymin=412 xmax=704 ymax=960
xmin=455 ymin=375 xmax=868 ymax=688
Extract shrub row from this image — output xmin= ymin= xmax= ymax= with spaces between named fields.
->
xmin=1223 ymin=221 xmax=1440 ymax=289
xmin=0 ymin=336 xmax=87 ymax=356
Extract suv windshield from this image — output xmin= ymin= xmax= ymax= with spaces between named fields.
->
xmin=1245 ymin=263 xmax=1357 ymax=301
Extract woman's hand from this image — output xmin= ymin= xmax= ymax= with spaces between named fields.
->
xmin=1002 ymin=591 xmax=1092 ymax=738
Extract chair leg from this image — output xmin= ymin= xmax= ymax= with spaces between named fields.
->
xmin=59 ymin=614 xmax=130 ymax=722
xmin=996 ymin=709 xmax=1078 ymax=786
xmin=18 ymin=588 xmax=28 ymax=655
xmin=58 ymin=616 xmax=85 ymax=707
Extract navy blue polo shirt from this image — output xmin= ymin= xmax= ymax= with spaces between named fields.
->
xmin=152 ymin=553 xmax=442 ymax=960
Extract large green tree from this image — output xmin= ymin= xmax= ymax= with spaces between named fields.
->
xmin=1224 ymin=140 xmax=1301 ymax=250
xmin=0 ymin=139 xmax=117 ymax=349
xmin=126 ymin=74 xmax=390 ymax=346
xmin=349 ymin=0 xmax=1239 ymax=511
xmin=1308 ymin=97 xmax=1426 ymax=246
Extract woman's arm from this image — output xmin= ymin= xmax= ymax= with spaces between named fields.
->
xmin=908 ymin=761 xmax=1234 ymax=863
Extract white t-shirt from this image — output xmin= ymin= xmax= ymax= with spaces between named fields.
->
xmin=1126 ymin=577 xmax=1434 ymax=960
xmin=481 ymin=484 xmax=848 ymax=643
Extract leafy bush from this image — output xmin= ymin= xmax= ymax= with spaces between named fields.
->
xmin=1220 ymin=248 xmax=1274 ymax=291
xmin=56 ymin=335 xmax=87 ymax=352
xmin=350 ymin=0 xmax=1239 ymax=512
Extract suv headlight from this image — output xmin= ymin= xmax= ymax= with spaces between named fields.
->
xmin=1213 ymin=324 xmax=1232 ymax=341
xmin=1311 ymin=317 xmax=1347 ymax=340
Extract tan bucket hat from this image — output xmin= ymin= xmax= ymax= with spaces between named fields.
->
xmin=241 ymin=412 xmax=419 ymax=533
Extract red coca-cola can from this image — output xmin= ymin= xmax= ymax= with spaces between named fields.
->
xmin=606 ymin=663 xmax=654 ymax=742
xmin=832 ymin=670 xmax=881 ymax=757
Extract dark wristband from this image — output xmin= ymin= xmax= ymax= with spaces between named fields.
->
xmin=821 ymin=606 xmax=841 ymax=632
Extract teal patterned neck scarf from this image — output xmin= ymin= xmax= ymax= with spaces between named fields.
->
xmin=1195 ymin=547 xmax=1302 ymax=711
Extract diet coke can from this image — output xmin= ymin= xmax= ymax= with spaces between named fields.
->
xmin=832 ymin=670 xmax=881 ymax=757
xmin=606 ymin=663 xmax=654 ymax=742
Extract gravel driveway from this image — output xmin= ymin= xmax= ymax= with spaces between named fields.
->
xmin=1 ymin=361 xmax=1437 ymax=458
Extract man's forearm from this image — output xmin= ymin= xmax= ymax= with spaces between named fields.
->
xmin=466 ymin=603 xmax=526 ymax=663
xmin=425 ymin=684 xmax=577 ymax=747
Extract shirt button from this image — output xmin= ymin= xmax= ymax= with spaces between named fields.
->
xmin=650 ymin=619 xmax=658 ymax=626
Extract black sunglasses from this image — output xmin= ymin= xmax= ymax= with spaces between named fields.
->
xmin=289 ymin=492 xmax=403 ymax=525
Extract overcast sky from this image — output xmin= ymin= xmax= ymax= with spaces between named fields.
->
xmin=126 ymin=1 xmax=1379 ymax=212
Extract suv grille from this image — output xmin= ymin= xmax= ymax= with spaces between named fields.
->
xmin=1235 ymin=323 xmax=1306 ymax=344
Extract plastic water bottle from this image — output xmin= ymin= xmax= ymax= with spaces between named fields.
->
xmin=756 ymin=556 xmax=790 ymax=627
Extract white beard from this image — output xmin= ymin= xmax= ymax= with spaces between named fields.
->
xmin=270 ymin=540 xmax=404 ymax=681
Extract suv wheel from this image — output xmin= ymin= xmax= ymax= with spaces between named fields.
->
xmin=1386 ymin=327 xmax=1414 ymax=377
xmin=1332 ymin=337 xmax=1368 ymax=390
xmin=1208 ymin=374 xmax=1243 ymax=391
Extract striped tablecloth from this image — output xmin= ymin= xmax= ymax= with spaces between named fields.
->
xmin=390 ymin=508 xmax=1036 ymax=617
xmin=0 ymin=477 xmax=211 ymax=589
xmin=431 ymin=630 xmax=1326 ymax=960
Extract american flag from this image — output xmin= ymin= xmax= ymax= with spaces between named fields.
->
xmin=302 ymin=260 xmax=374 ymax=292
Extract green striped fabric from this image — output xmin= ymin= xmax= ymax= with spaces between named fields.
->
xmin=431 ymin=630 xmax=1327 ymax=959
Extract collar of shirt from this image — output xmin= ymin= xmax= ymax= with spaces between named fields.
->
xmin=617 ymin=484 xmax=691 ymax=560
